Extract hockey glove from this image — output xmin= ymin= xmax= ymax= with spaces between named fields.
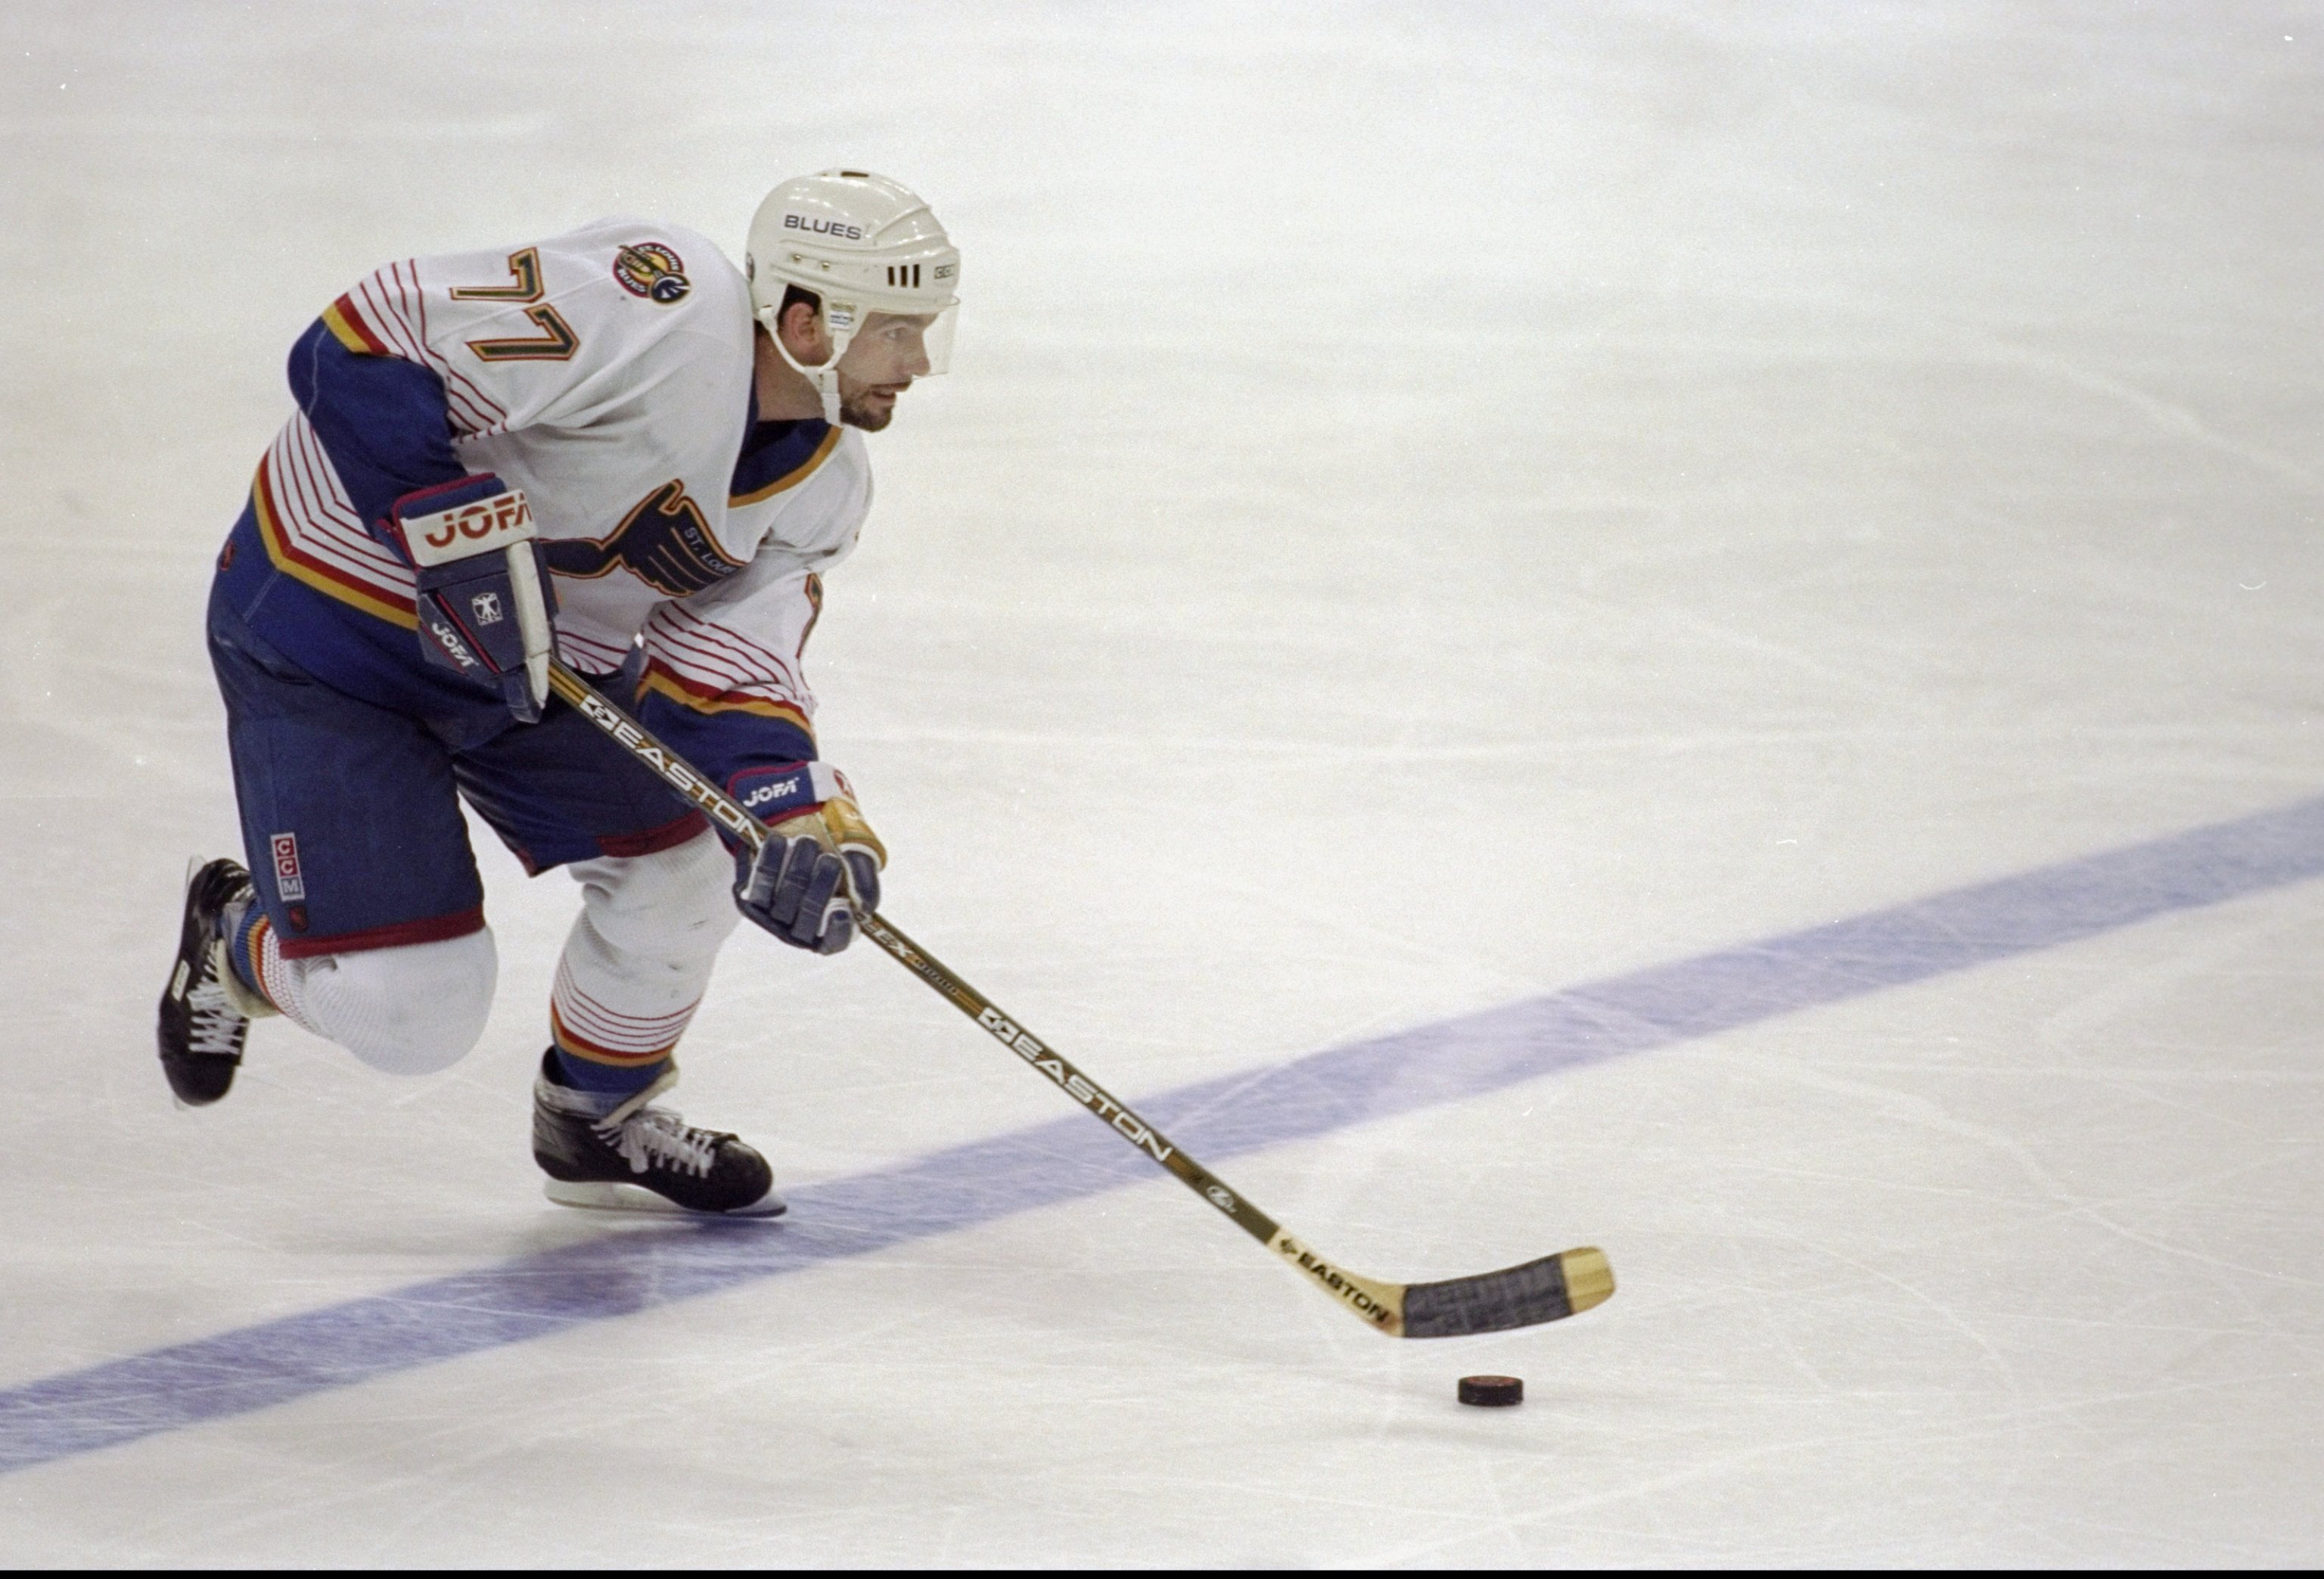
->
xmin=731 ymin=762 xmax=887 ymax=954
xmin=384 ymin=474 xmax=558 ymax=723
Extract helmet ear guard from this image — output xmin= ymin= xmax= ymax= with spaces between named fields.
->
xmin=750 ymin=279 xmax=848 ymax=424
xmin=746 ymin=170 xmax=960 ymax=424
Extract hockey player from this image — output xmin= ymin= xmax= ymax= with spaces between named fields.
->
xmin=156 ymin=170 xmax=962 ymax=1217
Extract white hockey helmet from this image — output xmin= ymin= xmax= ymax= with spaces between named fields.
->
xmin=745 ymin=169 xmax=960 ymax=423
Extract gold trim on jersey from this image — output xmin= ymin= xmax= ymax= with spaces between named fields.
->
xmin=250 ymin=463 xmax=418 ymax=629
xmin=729 ymin=426 xmax=841 ymax=506
xmin=638 ymin=661 xmax=816 ymax=735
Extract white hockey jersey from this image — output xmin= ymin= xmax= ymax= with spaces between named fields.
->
xmin=247 ymin=217 xmax=864 ymax=746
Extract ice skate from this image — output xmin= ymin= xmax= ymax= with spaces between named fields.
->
xmin=156 ymin=857 xmax=270 ymax=1108
xmin=533 ymin=1051 xmax=786 ymax=1217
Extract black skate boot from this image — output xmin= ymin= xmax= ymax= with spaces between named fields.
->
xmin=156 ymin=857 xmax=274 ymax=1107
xmin=533 ymin=1051 xmax=785 ymax=1217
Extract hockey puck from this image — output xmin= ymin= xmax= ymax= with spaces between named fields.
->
xmin=1457 ymin=1374 xmax=1523 ymax=1407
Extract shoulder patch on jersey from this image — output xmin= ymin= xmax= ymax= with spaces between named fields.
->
xmin=613 ymin=242 xmax=691 ymax=304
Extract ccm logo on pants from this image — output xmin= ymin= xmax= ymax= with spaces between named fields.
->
xmin=270 ymin=832 xmax=306 ymax=900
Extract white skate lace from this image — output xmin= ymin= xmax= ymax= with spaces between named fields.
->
xmin=185 ymin=977 xmax=245 ymax=1057
xmin=596 ymin=1108 xmax=718 ymax=1178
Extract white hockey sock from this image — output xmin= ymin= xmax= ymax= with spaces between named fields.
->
xmin=248 ymin=922 xmax=498 ymax=1076
xmin=244 ymin=910 xmax=325 ymax=1037
xmin=549 ymin=830 xmax=739 ymax=1079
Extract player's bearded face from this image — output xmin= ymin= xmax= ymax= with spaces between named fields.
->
xmin=834 ymin=312 xmax=936 ymax=431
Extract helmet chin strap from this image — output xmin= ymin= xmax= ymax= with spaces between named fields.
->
xmin=759 ymin=307 xmax=852 ymax=426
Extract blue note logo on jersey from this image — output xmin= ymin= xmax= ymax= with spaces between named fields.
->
xmin=547 ymin=481 xmax=741 ymax=598
xmin=612 ymin=242 xmax=690 ymax=304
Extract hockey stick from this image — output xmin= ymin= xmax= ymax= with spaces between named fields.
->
xmin=546 ymin=660 xmax=1614 ymax=1337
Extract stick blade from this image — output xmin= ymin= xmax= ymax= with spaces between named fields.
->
xmin=1400 ymin=1247 xmax=1614 ymax=1338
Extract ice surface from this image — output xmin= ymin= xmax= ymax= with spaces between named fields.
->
xmin=3 ymin=0 xmax=2321 ymax=1564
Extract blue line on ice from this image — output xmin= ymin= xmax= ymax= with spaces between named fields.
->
xmin=8 ymin=794 xmax=2324 ymax=1476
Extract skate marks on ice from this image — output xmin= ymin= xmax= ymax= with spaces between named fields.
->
xmin=8 ymin=792 xmax=2324 ymax=1475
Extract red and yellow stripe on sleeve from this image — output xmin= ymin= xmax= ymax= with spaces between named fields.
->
xmin=319 ymin=294 xmax=391 ymax=356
